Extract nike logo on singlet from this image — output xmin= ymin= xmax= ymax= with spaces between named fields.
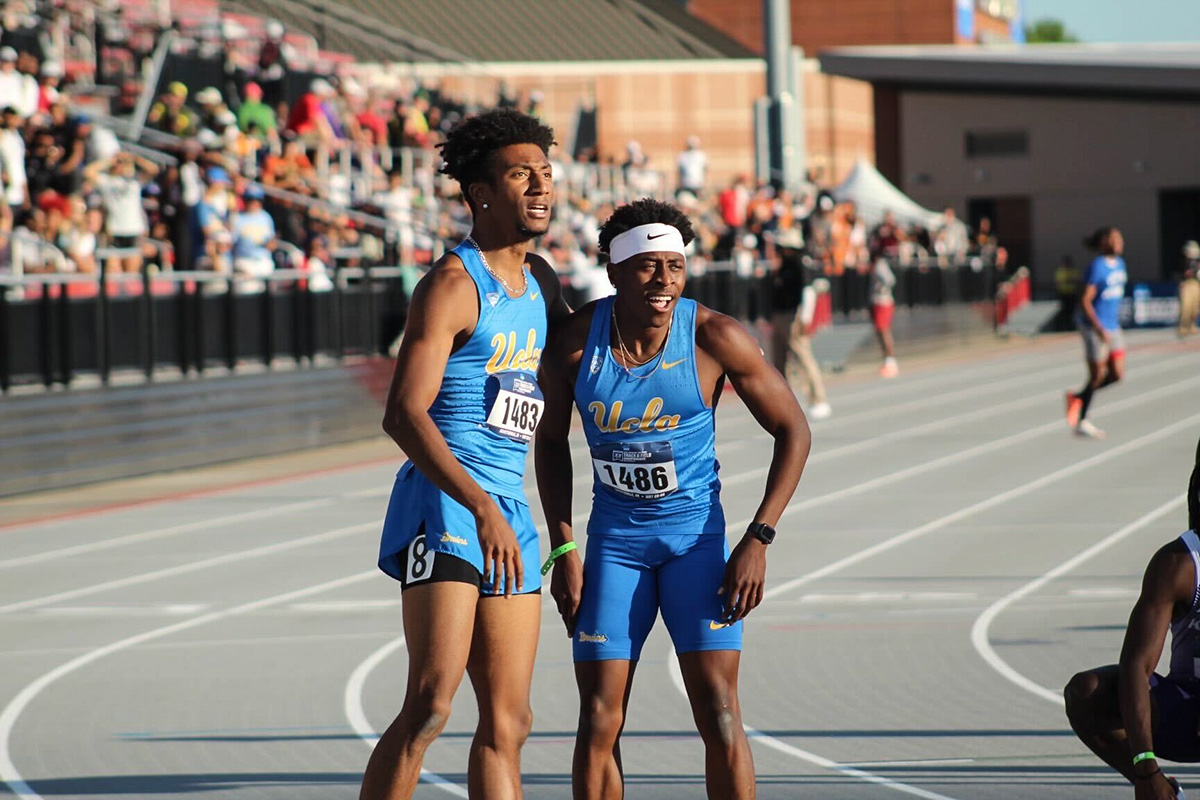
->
xmin=661 ymin=359 xmax=686 ymax=370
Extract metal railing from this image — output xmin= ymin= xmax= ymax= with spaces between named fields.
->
xmin=0 ymin=265 xmax=412 ymax=392
xmin=0 ymin=255 xmax=1009 ymax=393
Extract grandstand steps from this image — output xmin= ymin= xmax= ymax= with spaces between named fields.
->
xmin=0 ymin=364 xmax=386 ymax=497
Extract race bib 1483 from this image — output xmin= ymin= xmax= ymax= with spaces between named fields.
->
xmin=485 ymin=372 xmax=544 ymax=442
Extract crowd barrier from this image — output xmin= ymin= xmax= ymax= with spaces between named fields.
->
xmin=1 ymin=258 xmax=1009 ymax=392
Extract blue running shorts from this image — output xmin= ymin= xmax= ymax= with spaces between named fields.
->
xmin=378 ymin=462 xmax=541 ymax=596
xmin=573 ymin=532 xmax=742 ymax=662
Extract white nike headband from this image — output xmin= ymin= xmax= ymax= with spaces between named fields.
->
xmin=608 ymin=223 xmax=687 ymax=265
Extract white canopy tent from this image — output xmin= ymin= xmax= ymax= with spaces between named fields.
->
xmin=832 ymin=160 xmax=945 ymax=230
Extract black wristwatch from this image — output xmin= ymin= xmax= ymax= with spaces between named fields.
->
xmin=746 ymin=522 xmax=776 ymax=545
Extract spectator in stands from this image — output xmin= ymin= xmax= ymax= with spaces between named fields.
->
xmin=870 ymin=210 xmax=901 ymax=263
xmin=717 ymin=175 xmax=749 ymax=238
xmin=231 ymin=184 xmax=276 ymax=291
xmin=371 ymin=169 xmax=414 ymax=263
xmin=147 ymin=82 xmax=197 ymax=137
xmin=47 ymin=102 xmax=86 ymax=195
xmin=939 ymin=206 xmax=969 ymax=264
xmin=195 ymin=166 xmax=233 ymax=274
xmin=236 ymin=82 xmax=276 ymax=140
xmin=262 ymin=131 xmax=315 ymax=193
xmin=0 ymin=106 xmax=27 ymax=215
xmin=85 ymin=151 xmax=158 ymax=274
xmin=194 ymin=86 xmax=229 ymax=136
xmin=36 ymin=61 xmax=62 ymax=118
xmin=256 ymin=19 xmax=291 ymax=111
xmin=355 ymin=89 xmax=388 ymax=147
xmin=676 ymin=135 xmax=707 ymax=198
xmin=1179 ymin=240 xmax=1200 ymax=337
xmin=14 ymin=50 xmax=37 ymax=117
xmin=286 ymin=78 xmax=337 ymax=148
xmin=386 ymin=98 xmax=410 ymax=149
xmin=0 ymin=47 xmax=26 ymax=117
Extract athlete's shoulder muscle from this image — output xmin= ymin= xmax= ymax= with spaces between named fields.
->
xmin=408 ymin=252 xmax=479 ymax=343
xmin=694 ymin=304 xmax=763 ymax=375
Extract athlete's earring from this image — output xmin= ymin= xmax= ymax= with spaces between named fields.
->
xmin=482 ymin=202 xmax=489 ymax=210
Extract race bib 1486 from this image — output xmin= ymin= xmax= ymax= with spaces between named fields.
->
xmin=591 ymin=441 xmax=678 ymax=500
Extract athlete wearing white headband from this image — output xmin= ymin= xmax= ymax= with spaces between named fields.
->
xmin=608 ymin=222 xmax=688 ymax=265
xmin=536 ymin=198 xmax=811 ymax=800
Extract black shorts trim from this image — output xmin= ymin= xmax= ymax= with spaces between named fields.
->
xmin=398 ymin=524 xmax=481 ymax=591
xmin=397 ymin=524 xmax=541 ymax=596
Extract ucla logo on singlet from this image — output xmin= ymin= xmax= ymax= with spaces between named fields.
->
xmin=486 ymin=329 xmax=542 ymax=374
xmin=588 ymin=397 xmax=681 ymax=433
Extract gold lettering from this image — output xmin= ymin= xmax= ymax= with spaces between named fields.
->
xmin=607 ymin=401 xmax=624 ymax=432
xmin=589 ymin=401 xmax=607 ymax=430
xmin=639 ymin=397 xmax=663 ymax=432
xmin=485 ymin=333 xmax=508 ymax=374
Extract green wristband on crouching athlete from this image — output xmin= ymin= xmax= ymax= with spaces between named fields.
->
xmin=1132 ymin=751 xmax=1157 ymax=766
xmin=541 ymin=542 xmax=578 ymax=576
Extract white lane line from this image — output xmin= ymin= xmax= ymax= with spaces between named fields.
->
xmin=0 ymin=521 xmax=378 ymax=616
xmin=970 ymin=494 xmax=1186 ymax=706
xmin=35 ymin=604 xmax=209 ymax=617
xmin=1067 ymin=588 xmax=1139 ymax=598
xmin=727 ymin=349 xmax=1195 ymax=451
xmin=344 ymin=636 xmax=467 ymax=798
xmin=291 ymin=600 xmax=403 ymax=612
xmin=799 ymin=592 xmax=978 ymax=605
xmin=666 ymin=654 xmax=961 ymax=800
xmin=763 ymin=408 xmax=1200 ymax=601
xmin=839 ymin=758 xmax=976 ymax=768
xmin=0 ymin=498 xmax=336 ymax=570
xmin=0 ymin=569 xmax=379 ymax=799
xmin=723 ymin=371 xmax=1200 ymax=539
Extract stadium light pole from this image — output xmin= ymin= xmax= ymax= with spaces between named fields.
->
xmin=762 ymin=0 xmax=804 ymax=190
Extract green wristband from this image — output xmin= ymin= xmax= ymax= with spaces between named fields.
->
xmin=1132 ymin=751 xmax=1157 ymax=766
xmin=541 ymin=542 xmax=578 ymax=576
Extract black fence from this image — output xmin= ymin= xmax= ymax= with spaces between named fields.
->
xmin=0 ymin=268 xmax=409 ymax=391
xmin=1 ymin=258 xmax=1005 ymax=393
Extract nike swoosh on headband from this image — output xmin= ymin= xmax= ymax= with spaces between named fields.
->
xmin=647 ymin=232 xmax=671 ymax=240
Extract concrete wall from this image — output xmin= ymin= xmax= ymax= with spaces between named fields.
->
xmin=897 ymin=90 xmax=1200 ymax=291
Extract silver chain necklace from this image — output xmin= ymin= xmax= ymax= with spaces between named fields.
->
xmin=611 ymin=303 xmax=673 ymax=380
xmin=467 ymin=237 xmax=527 ymax=297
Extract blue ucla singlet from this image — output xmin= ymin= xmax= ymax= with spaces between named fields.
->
xmin=574 ymin=296 xmax=724 ymax=536
xmin=425 ymin=240 xmax=547 ymax=499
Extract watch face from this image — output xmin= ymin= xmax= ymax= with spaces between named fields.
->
xmin=751 ymin=523 xmax=775 ymax=544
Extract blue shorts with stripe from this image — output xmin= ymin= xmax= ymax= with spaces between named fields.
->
xmin=378 ymin=462 xmax=541 ymax=595
xmin=573 ymin=531 xmax=742 ymax=662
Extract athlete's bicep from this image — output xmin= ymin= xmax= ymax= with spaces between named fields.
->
xmin=384 ymin=268 xmax=476 ymax=423
xmin=704 ymin=313 xmax=804 ymax=434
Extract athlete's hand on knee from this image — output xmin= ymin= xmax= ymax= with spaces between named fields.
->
xmin=719 ymin=536 xmax=767 ymax=623
xmin=551 ymin=550 xmax=584 ymax=636
xmin=475 ymin=505 xmax=523 ymax=597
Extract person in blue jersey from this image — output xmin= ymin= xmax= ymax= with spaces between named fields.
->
xmin=535 ymin=199 xmax=812 ymax=799
xmin=1066 ymin=226 xmax=1129 ymax=439
xmin=361 ymin=108 xmax=569 ymax=800
xmin=1065 ymin=436 xmax=1200 ymax=800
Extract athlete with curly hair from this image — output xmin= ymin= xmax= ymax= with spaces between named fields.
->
xmin=361 ymin=108 xmax=569 ymax=800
